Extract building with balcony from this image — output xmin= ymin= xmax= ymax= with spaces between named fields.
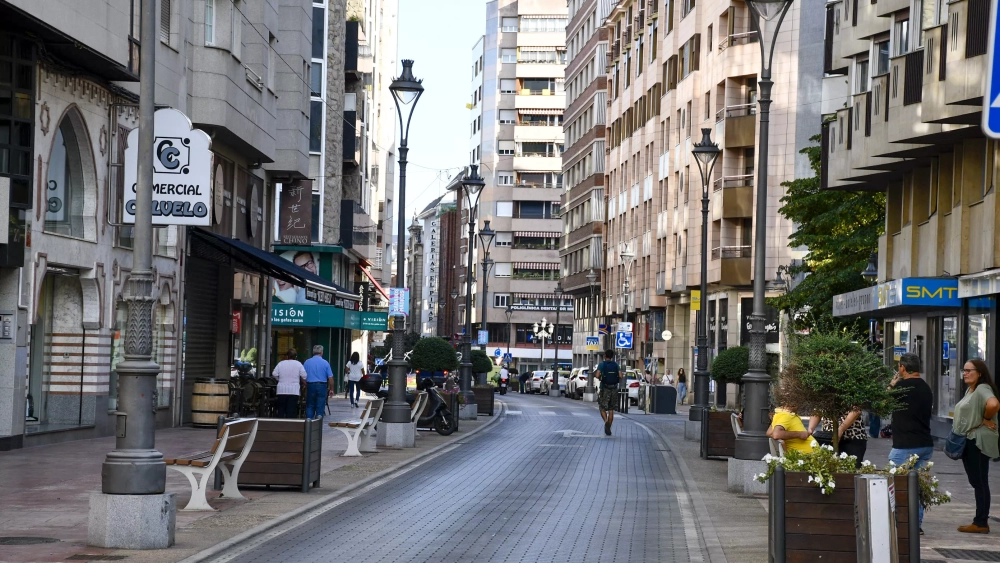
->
xmin=825 ymin=0 xmax=998 ymax=439
xmin=464 ymin=0 xmax=574 ymax=373
xmin=601 ymin=0 xmax=823 ymax=378
xmin=562 ymin=0 xmax=609 ymax=369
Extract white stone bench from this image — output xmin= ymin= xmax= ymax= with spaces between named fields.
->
xmin=165 ymin=418 xmax=258 ymax=511
xmin=329 ymin=399 xmax=383 ymax=457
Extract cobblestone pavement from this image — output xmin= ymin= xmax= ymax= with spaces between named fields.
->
xmin=209 ymin=394 xmax=713 ymax=563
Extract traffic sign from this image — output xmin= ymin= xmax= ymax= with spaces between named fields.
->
xmin=585 ymin=336 xmax=600 ymax=351
xmin=494 ymin=348 xmax=502 ymax=357
xmin=503 ymin=352 xmax=513 ymax=362
xmin=478 ymin=330 xmax=488 ymax=345
xmin=617 ymin=322 xmax=633 ymax=333
xmin=615 ymin=331 xmax=633 ymax=349
xmin=985 ymin=0 xmax=1000 ymax=137
xmin=374 ymin=358 xmax=384 ymax=366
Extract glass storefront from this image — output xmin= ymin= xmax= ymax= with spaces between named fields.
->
xmin=966 ymin=298 xmax=992 ymax=363
xmin=938 ymin=316 xmax=959 ymax=418
xmin=888 ymin=320 xmax=910 ymax=364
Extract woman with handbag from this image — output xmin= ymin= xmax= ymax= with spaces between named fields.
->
xmin=952 ymin=359 xmax=1000 ymax=534
xmin=808 ymin=410 xmax=868 ymax=468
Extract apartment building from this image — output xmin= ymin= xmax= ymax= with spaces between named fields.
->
xmin=602 ymin=0 xmax=823 ymax=377
xmin=408 ymin=194 xmax=456 ymax=337
xmin=465 ymin=0 xmax=574 ymax=373
xmin=826 ymin=0 xmax=997 ymax=440
xmin=562 ymin=0 xmax=609 ymax=369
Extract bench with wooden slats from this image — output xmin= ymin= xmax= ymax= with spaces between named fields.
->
xmin=329 ymin=399 xmax=384 ymax=456
xmin=166 ymin=418 xmax=258 ymax=510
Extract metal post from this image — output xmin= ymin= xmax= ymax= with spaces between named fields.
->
xmin=550 ymin=292 xmax=562 ymax=396
xmin=693 ymin=171 xmax=711 ymax=428
xmin=479 ymin=255 xmax=490 ymax=385
xmin=100 ymin=0 xmax=164 ymax=495
xmin=384 ymin=144 xmax=410 ymax=424
xmin=586 ymin=282 xmax=596 ymax=395
xmin=460 ymin=212 xmax=475 ymax=397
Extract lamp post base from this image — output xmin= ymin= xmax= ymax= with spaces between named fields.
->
xmin=88 ymin=492 xmax=175 ymax=549
xmin=683 ymin=420 xmax=702 ymax=442
xmin=582 ymin=391 xmax=597 ymax=402
xmin=377 ymin=422 xmax=416 ymax=448
xmin=548 ymin=388 xmax=561 ymax=397
xmin=734 ymin=433 xmax=770 ymax=461
xmin=459 ymin=402 xmax=478 ymax=420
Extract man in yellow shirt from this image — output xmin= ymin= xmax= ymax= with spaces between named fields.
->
xmin=767 ymin=407 xmax=818 ymax=454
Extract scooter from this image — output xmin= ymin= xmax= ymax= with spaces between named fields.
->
xmin=375 ymin=378 xmax=456 ymax=436
xmin=498 ymin=375 xmax=508 ymax=395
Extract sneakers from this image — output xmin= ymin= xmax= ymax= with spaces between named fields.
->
xmin=958 ymin=523 xmax=990 ymax=534
xmin=604 ymin=421 xmax=612 ymax=436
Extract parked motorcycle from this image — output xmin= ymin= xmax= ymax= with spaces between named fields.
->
xmin=375 ymin=378 xmax=456 ymax=436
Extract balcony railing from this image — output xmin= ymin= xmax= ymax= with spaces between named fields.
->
xmin=718 ymin=31 xmax=757 ymax=52
xmin=712 ymin=245 xmax=751 ymax=259
xmin=712 ymin=174 xmax=755 ymax=191
xmin=716 ymin=103 xmax=756 ymax=121
xmin=516 ymin=182 xmax=563 ymax=189
xmin=511 ymin=243 xmax=560 ymax=250
xmin=516 ymin=150 xmax=562 ymax=158
xmin=519 ymin=89 xmax=562 ymax=96
xmin=517 ymin=120 xmax=563 ymax=127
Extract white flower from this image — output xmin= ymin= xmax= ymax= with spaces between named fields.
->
xmin=861 ymin=460 xmax=873 ymax=467
xmin=932 ymin=476 xmax=938 ymax=483
xmin=798 ymin=460 xmax=805 ymax=466
xmin=763 ymin=454 xmax=774 ymax=462
xmin=926 ymin=461 xmax=934 ymax=468
xmin=828 ymin=481 xmax=836 ymax=489
xmin=822 ymin=444 xmax=835 ymax=452
xmin=909 ymin=454 xmax=919 ymax=462
xmin=808 ymin=475 xmax=814 ymax=483
xmin=945 ymin=491 xmax=952 ymax=498
xmin=888 ymin=467 xmax=896 ymax=475
xmin=839 ymin=452 xmax=848 ymax=459
xmin=887 ymin=460 xmax=897 ymax=466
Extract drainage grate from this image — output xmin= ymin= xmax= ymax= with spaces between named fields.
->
xmin=0 ymin=537 xmax=60 ymax=545
xmin=66 ymin=556 xmax=128 ymax=561
xmin=935 ymin=549 xmax=1000 ymax=562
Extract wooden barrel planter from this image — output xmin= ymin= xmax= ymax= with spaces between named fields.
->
xmin=704 ymin=410 xmax=736 ymax=458
xmin=473 ymin=386 xmax=495 ymax=416
xmin=217 ymin=417 xmax=323 ymax=492
xmin=191 ymin=379 xmax=230 ymax=427
xmin=769 ymin=467 xmax=919 ymax=562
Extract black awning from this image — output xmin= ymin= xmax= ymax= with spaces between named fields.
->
xmin=190 ymin=228 xmax=358 ymax=304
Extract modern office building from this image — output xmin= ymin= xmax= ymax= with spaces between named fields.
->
xmin=464 ymin=0 xmax=574 ymax=373
xmin=825 ymin=0 xmax=996 ymax=440
xmin=601 ymin=0 xmax=823 ymax=379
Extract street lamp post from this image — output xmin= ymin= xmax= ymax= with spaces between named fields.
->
xmin=690 ymin=129 xmax=721 ymax=436
xmin=549 ymin=282 xmax=564 ymax=396
xmin=584 ymin=269 xmax=598 ymax=401
xmin=385 ymin=60 xmax=424 ymax=432
xmin=504 ymin=305 xmax=514 ymax=368
xmin=619 ymin=244 xmax=635 ymax=413
xmin=736 ymin=0 xmax=795 ymax=461
xmin=450 ymin=166 xmax=486 ymax=404
xmin=478 ymin=220 xmax=496 ymax=384
xmin=533 ymin=318 xmax=553 ymax=384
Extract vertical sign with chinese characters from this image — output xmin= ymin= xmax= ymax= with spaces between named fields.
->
xmin=279 ymin=180 xmax=312 ymax=245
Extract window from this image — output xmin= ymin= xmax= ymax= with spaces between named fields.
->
xmin=521 ymin=77 xmax=559 ymax=94
xmin=518 ymin=172 xmax=562 ymax=188
xmin=498 ymin=140 xmax=515 ymax=155
xmin=517 ymin=142 xmax=561 ymax=157
xmin=502 ymin=17 xmax=518 ymax=32
xmin=309 ymin=100 xmax=322 ymax=153
xmin=518 ymin=49 xmax=566 ymax=64
xmin=496 ymin=202 xmax=514 ymax=217
xmin=160 ymin=0 xmax=172 ymax=43
xmin=231 ymin=0 xmax=243 ymax=59
xmin=310 ymin=64 xmax=322 ymax=96
xmin=681 ymin=0 xmax=696 ymax=19
xmin=519 ymin=17 xmax=568 ymax=32
xmin=312 ymin=6 xmax=325 ymax=59
xmin=45 ymin=114 xmax=91 ymax=239
xmin=854 ymin=58 xmax=870 ymax=93
xmin=894 ymin=19 xmax=909 ymax=56
xmin=501 ymin=48 xmax=517 ymax=63
xmin=311 ymin=191 xmax=320 ymax=242
xmin=519 ymin=113 xmax=562 ymax=126
xmin=874 ymin=39 xmax=890 ymax=75
xmin=499 ymin=109 xmax=516 ymax=124
xmin=494 ymin=262 xmax=513 ymax=277
xmin=494 ymin=232 xmax=512 ymax=247
xmin=513 ymin=234 xmax=560 ymax=249
xmin=500 ymin=79 xmax=517 ymax=94
xmin=514 ymin=201 xmax=560 ymax=219
xmin=498 ymin=173 xmax=514 ymax=185
xmin=205 ymin=0 xmax=215 ymax=45
xmin=512 ymin=264 xmax=560 ymax=280
xmin=494 ymin=294 xmax=510 ymax=307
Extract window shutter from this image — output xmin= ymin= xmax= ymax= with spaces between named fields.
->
xmin=160 ymin=0 xmax=171 ymax=42
xmin=691 ymin=34 xmax=701 ymax=71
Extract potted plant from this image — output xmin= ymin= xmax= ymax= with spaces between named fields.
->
xmin=471 ymin=350 xmax=496 ymax=416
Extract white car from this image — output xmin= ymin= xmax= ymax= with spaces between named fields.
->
xmin=625 ymin=377 xmax=641 ymax=404
xmin=540 ymin=370 xmax=569 ymax=395
xmin=566 ymin=368 xmax=592 ymax=399
xmin=529 ymin=370 xmax=548 ymax=393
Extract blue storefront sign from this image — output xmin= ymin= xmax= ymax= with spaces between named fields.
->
xmin=272 ymin=302 xmax=388 ymax=330
xmin=834 ymin=278 xmax=960 ymax=317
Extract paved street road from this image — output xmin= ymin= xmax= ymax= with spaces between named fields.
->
xmin=210 ymin=393 xmax=708 ymax=563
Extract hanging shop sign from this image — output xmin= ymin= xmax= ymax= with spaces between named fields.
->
xmin=278 ymin=180 xmax=312 ymax=245
xmin=271 ymin=303 xmax=387 ymax=330
xmin=123 ymin=107 xmax=212 ymax=226
xmin=231 ymin=310 xmax=242 ymax=333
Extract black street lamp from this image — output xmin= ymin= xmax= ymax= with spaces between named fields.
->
xmin=619 ymin=244 xmax=635 ymax=413
xmin=450 ymin=165 xmax=486 ymax=402
xmin=478 ymin=220 xmax=496 ymax=384
xmin=861 ymin=251 xmax=879 ymax=282
xmin=690 ymin=129 xmax=721 ymax=438
xmin=549 ymin=281 xmax=564 ymax=396
xmin=736 ymin=0 xmax=795 ymax=461
xmin=504 ymin=305 xmax=514 ymax=366
xmin=385 ymin=59 xmax=424 ymax=428
xmin=585 ymin=268 xmax=598 ymax=399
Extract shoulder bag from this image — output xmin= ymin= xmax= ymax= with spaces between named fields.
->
xmin=945 ymin=431 xmax=967 ymax=460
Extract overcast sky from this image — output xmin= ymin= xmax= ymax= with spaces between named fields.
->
xmin=393 ymin=0 xmax=486 ymax=224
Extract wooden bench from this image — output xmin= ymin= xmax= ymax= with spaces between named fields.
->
xmin=411 ymin=391 xmax=428 ymax=438
xmin=165 ymin=418 xmax=258 ymax=511
xmin=329 ymin=399 xmax=384 ymax=457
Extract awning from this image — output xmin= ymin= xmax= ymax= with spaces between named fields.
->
xmin=359 ymin=267 xmax=390 ymax=301
xmin=519 ymin=108 xmax=563 ymax=115
xmin=190 ymin=228 xmax=359 ymax=305
xmin=513 ymin=262 xmax=560 ymax=270
xmin=514 ymin=231 xmax=561 ymax=238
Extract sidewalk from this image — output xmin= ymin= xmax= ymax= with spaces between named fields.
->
xmin=0 ymin=396 xmax=493 ymax=563
xmin=624 ymin=404 xmax=1000 ymax=562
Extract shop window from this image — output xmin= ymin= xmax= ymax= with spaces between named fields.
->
xmin=938 ymin=316 xmax=959 ymax=418
xmin=45 ymin=112 xmax=94 ymax=239
xmin=967 ymin=298 xmax=993 ymax=362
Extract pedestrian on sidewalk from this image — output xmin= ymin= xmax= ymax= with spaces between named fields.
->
xmin=768 ymin=405 xmax=817 ymax=454
xmin=888 ymin=352 xmax=933 ymax=530
xmin=808 ymin=410 xmax=867 ymax=467
xmin=345 ymin=351 xmax=366 ymax=408
xmin=953 ymin=358 xmax=1000 ymax=534
xmin=303 ymin=345 xmax=334 ymax=419
xmin=273 ymin=348 xmax=307 ymax=418
xmin=595 ymin=349 xmax=621 ymax=436
xmin=676 ymin=368 xmax=687 ymax=404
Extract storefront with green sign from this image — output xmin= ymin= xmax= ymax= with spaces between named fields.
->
xmin=270 ymin=303 xmax=388 ymax=393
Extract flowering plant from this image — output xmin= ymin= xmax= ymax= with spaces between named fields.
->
xmin=755 ymin=446 xmax=952 ymax=509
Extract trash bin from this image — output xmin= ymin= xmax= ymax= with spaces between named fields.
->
xmin=650 ymin=385 xmax=677 ymax=414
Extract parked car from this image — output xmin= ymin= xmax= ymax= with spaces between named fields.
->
xmin=625 ymin=376 xmax=641 ymax=404
xmin=529 ymin=370 xmax=548 ymax=393
xmin=566 ymin=367 xmax=591 ymax=399
xmin=540 ymin=370 xmax=570 ymax=395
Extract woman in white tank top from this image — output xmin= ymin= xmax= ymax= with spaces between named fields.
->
xmin=345 ymin=351 xmax=367 ymax=408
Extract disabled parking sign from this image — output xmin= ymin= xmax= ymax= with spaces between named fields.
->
xmin=615 ymin=331 xmax=633 ymax=349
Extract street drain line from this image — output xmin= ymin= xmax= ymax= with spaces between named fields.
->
xmin=935 ymin=549 xmax=1000 ymax=562
xmin=0 ymin=537 xmax=60 ymax=545
xmin=67 ymin=556 xmax=128 ymax=561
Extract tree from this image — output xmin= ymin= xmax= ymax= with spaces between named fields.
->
xmin=409 ymin=337 xmax=459 ymax=372
xmin=470 ymin=349 xmax=494 ymax=376
xmin=710 ymin=346 xmax=748 ymax=384
xmin=776 ymin=331 xmax=899 ymax=452
xmin=772 ymin=134 xmax=884 ymax=333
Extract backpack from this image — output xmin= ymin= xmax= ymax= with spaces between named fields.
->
xmin=599 ymin=361 xmax=620 ymax=387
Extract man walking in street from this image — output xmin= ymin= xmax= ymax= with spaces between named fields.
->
xmin=304 ymin=345 xmax=334 ymax=419
xmin=594 ymin=349 xmax=621 ymax=436
xmin=889 ymin=352 xmax=933 ymax=531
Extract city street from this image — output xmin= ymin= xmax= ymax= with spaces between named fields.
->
xmin=204 ymin=393 xmax=711 ymax=563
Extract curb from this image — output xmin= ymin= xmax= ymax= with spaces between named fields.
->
xmin=178 ymin=402 xmax=506 ymax=563
xmin=630 ymin=417 xmax=730 ymax=563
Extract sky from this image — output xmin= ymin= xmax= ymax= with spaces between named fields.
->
xmin=393 ymin=0 xmax=486 ymax=223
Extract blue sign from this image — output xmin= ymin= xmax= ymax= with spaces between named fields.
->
xmin=943 ymin=341 xmax=950 ymax=360
xmin=598 ymin=323 xmax=609 ymax=335
xmin=502 ymin=352 xmax=513 ymax=362
xmin=375 ymin=358 xmax=384 ymax=366
xmin=389 ymin=288 xmax=409 ymax=316
xmin=985 ymin=0 xmax=1000 ymax=138
xmin=615 ymin=331 xmax=633 ymax=349
xmin=494 ymin=348 xmax=502 ymax=357
xmin=478 ymin=330 xmax=488 ymax=345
